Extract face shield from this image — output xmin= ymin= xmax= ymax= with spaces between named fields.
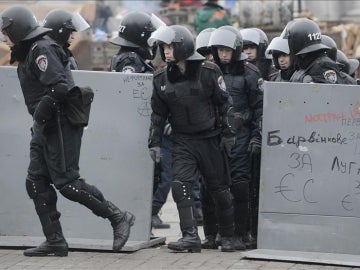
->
xmin=208 ymin=29 xmax=237 ymax=49
xmin=70 ymin=12 xmax=89 ymax=32
xmin=240 ymin=29 xmax=260 ymax=46
xmin=150 ymin=13 xmax=166 ymax=29
xmin=147 ymin=25 xmax=175 ymax=47
xmin=266 ymin=36 xmax=290 ymax=55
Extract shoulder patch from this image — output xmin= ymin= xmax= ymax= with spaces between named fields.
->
xmin=122 ymin=65 xmax=136 ymax=73
xmin=35 ymin=55 xmax=48 ymax=72
xmin=323 ymin=70 xmax=337 ymax=84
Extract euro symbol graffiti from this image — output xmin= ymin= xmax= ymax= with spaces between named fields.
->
xmin=275 ymin=172 xmax=301 ymax=202
xmin=341 ymin=194 xmax=353 ymax=211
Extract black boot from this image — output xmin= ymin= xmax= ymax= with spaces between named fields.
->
xmin=201 ymin=235 xmax=218 ymax=249
xmin=107 ymin=202 xmax=135 ymax=251
xmin=233 ymin=235 xmax=246 ymax=250
xmin=221 ymin=236 xmax=235 ymax=252
xmin=167 ymin=227 xmax=201 ymax=253
xmin=151 ymin=214 xmax=170 ymax=229
xmin=243 ymin=231 xmax=257 ymax=249
xmin=24 ymin=232 xmax=68 ymax=257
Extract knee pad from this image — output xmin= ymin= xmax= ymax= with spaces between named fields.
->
xmin=26 ymin=177 xmax=50 ymax=199
xmin=230 ymin=181 xmax=249 ymax=202
xmin=26 ymin=177 xmax=58 ymax=214
xmin=171 ymin=180 xmax=193 ymax=208
xmin=59 ymin=178 xmax=109 ymax=217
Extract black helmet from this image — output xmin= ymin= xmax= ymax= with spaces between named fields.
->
xmin=241 ymin=27 xmax=270 ymax=60
xmin=240 ymin=28 xmax=260 ymax=47
xmin=43 ymin=9 xmax=89 ymax=45
xmin=0 ymin=5 xmax=51 ymax=43
xmin=336 ymin=49 xmax=350 ymax=74
xmin=255 ymin=28 xmax=271 ymax=60
xmin=195 ymin=27 xmax=215 ymax=56
xmin=336 ymin=49 xmax=359 ymax=77
xmin=283 ymin=18 xmax=329 ymax=55
xmin=321 ymin=34 xmax=337 ymax=61
xmin=266 ymin=36 xmax=290 ymax=69
xmin=110 ymin=11 xmax=164 ymax=48
xmin=209 ymin=25 xmax=247 ymax=62
xmin=148 ymin=25 xmax=204 ymax=62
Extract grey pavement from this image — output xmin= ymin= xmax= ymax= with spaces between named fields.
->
xmin=0 ymin=196 xmax=357 ymax=270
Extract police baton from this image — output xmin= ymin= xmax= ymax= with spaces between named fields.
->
xmin=222 ymin=149 xmax=232 ymax=186
xmin=56 ymin=107 xmax=66 ymax=173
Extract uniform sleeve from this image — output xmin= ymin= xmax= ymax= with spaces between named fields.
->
xmin=205 ymin=64 xmax=235 ymax=137
xmin=31 ymin=42 xmax=69 ymax=102
xmin=208 ymin=64 xmax=231 ymax=106
xmin=112 ymin=53 xmax=146 ymax=73
xmin=31 ymin=43 xmax=68 ymax=88
xmin=245 ymin=71 xmax=263 ymax=139
xmin=148 ymin=79 xmax=169 ymax=148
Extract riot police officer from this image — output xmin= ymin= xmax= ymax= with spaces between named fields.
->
xmin=109 ymin=11 xmax=164 ymax=73
xmin=195 ymin=27 xmax=216 ymax=62
xmin=284 ymin=18 xmax=350 ymax=84
xmin=336 ymin=49 xmax=359 ymax=84
xmin=108 ymin=11 xmax=172 ymax=229
xmin=266 ymin=36 xmax=295 ymax=82
xmin=241 ymin=27 xmax=275 ymax=80
xmin=43 ymin=9 xmax=90 ymax=70
xmin=208 ymin=25 xmax=263 ymax=250
xmin=147 ymin=24 xmax=236 ymax=252
xmin=0 ymin=5 xmax=135 ymax=256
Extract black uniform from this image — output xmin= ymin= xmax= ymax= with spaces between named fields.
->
xmin=109 ymin=47 xmax=154 ymax=73
xmin=149 ymin=60 xmax=235 ymax=243
xmin=17 ymin=36 xmax=134 ymax=255
xmin=290 ymin=51 xmax=351 ymax=84
xmin=201 ymin=59 xmax=263 ymax=249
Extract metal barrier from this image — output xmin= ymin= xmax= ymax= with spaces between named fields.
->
xmin=244 ymin=81 xmax=360 ymax=266
xmin=0 ymin=67 xmax=163 ymax=251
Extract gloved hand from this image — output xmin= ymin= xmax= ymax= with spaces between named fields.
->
xmin=220 ymin=136 xmax=235 ymax=157
xmin=233 ymin=112 xmax=245 ymax=131
xmin=149 ymin=146 xmax=161 ymax=163
xmin=33 ymin=96 xmax=57 ymax=124
xmin=247 ymin=137 xmax=261 ymax=156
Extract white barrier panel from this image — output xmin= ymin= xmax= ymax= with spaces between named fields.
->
xmin=0 ymin=67 xmax=162 ymax=251
xmin=244 ymin=82 xmax=360 ymax=266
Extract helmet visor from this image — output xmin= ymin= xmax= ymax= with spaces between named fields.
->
xmin=147 ymin=25 xmax=175 ymax=46
xmin=240 ymin=29 xmax=260 ymax=45
xmin=208 ymin=29 xmax=236 ymax=49
xmin=151 ymin=13 xmax=166 ymax=29
xmin=71 ymin=12 xmax=89 ymax=32
xmin=266 ymin=36 xmax=290 ymax=55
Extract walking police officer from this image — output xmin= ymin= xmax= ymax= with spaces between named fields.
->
xmin=0 ymin=5 xmax=135 ymax=256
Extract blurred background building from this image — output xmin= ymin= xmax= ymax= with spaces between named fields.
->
xmin=0 ymin=0 xmax=359 ymax=70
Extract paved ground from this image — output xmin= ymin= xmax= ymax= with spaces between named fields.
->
xmin=0 ymin=196 xmax=358 ymax=270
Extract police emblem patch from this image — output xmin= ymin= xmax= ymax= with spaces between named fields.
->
xmin=122 ymin=66 xmax=136 ymax=73
xmin=36 ymin=55 xmax=48 ymax=72
xmin=323 ymin=70 xmax=337 ymax=84
xmin=218 ymin=76 xmax=226 ymax=91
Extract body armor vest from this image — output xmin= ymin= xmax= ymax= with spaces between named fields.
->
xmin=156 ymin=67 xmax=217 ymax=135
